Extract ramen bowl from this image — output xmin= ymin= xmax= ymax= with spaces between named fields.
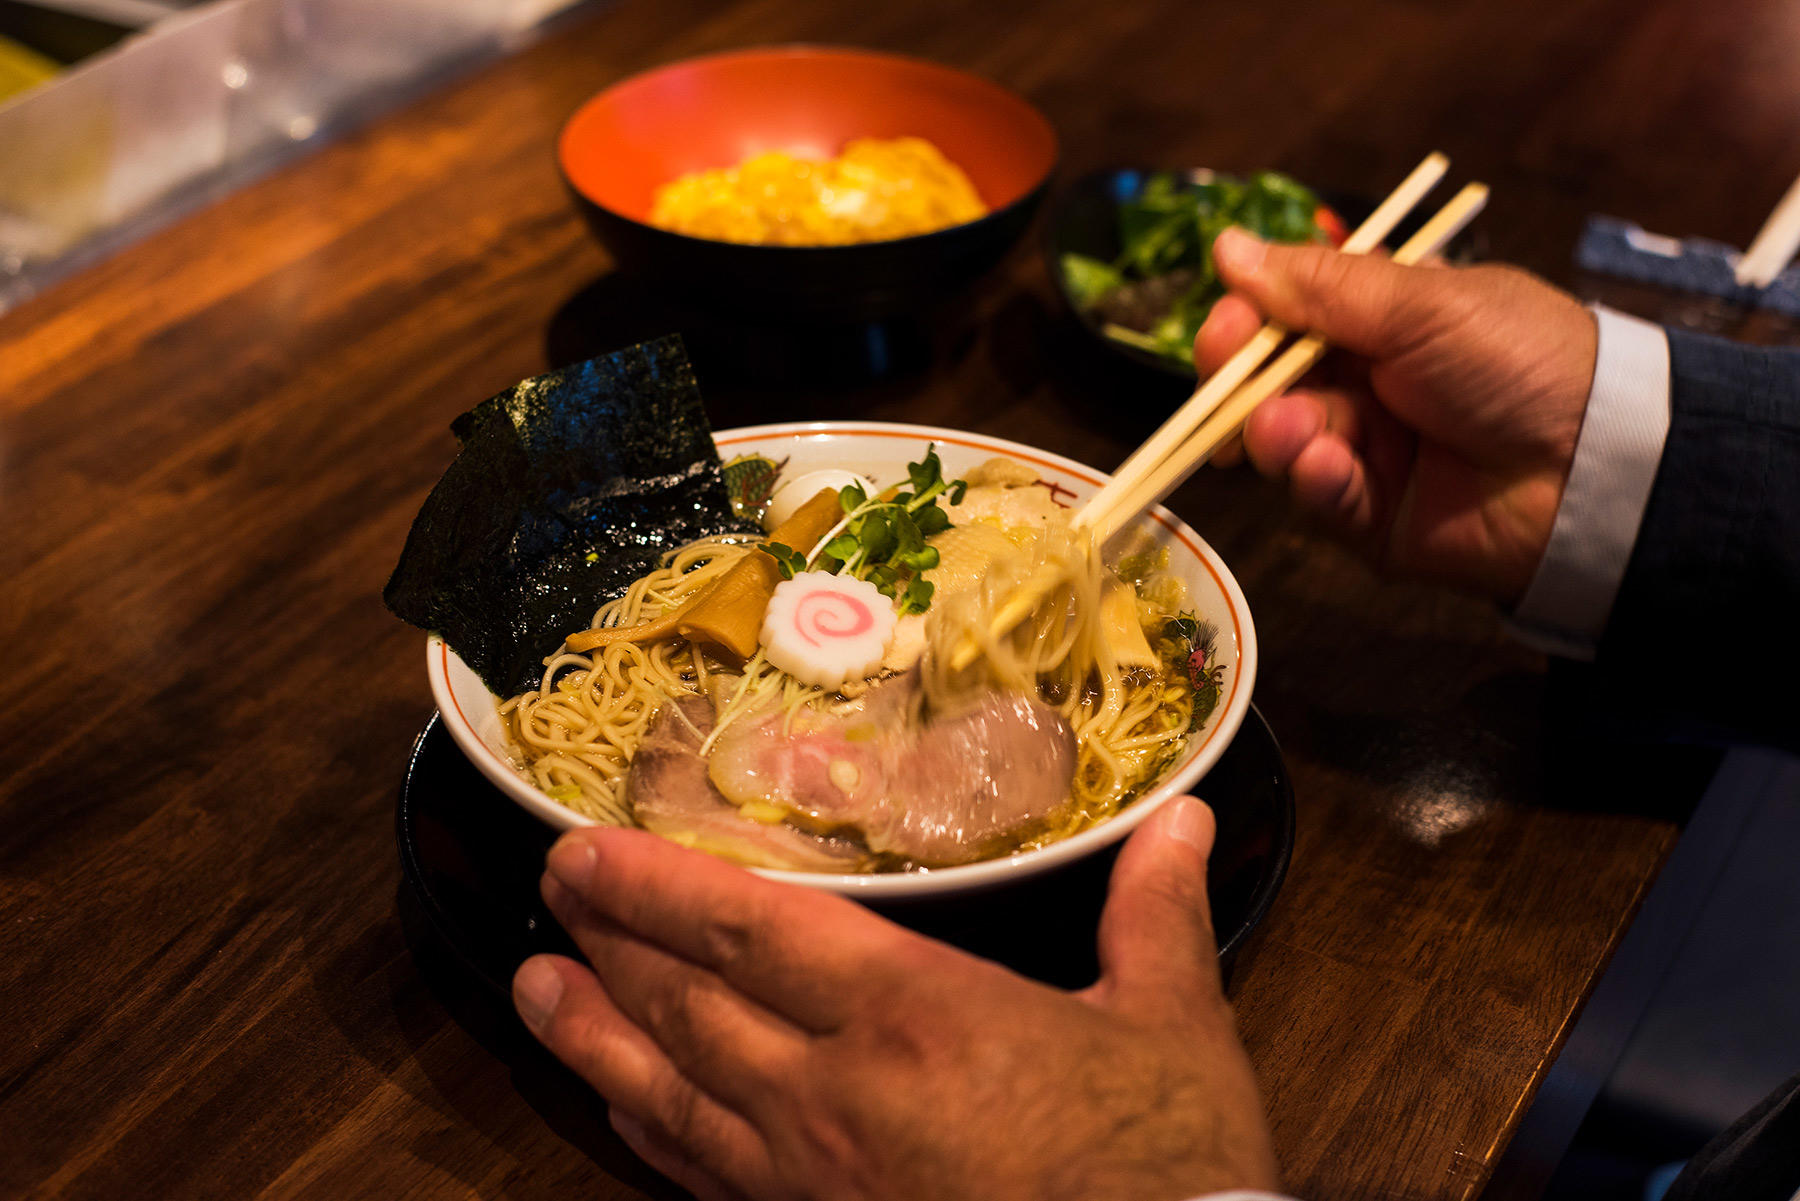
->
xmin=557 ymin=46 xmax=1057 ymax=322
xmin=429 ymin=421 xmax=1256 ymax=901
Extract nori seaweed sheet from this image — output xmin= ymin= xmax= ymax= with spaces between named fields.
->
xmin=384 ymin=336 xmax=757 ymax=696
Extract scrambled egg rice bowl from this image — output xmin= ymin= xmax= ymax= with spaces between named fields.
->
xmin=649 ymin=137 xmax=987 ymax=245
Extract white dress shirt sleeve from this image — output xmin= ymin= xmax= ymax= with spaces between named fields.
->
xmin=1508 ymin=306 xmax=1672 ymax=659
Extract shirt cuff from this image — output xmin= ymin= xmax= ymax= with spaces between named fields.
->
xmin=1508 ymin=306 xmax=1671 ymax=659
xmin=1183 ymin=1193 xmax=1301 ymax=1201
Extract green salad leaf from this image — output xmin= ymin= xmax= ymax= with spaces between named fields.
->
xmin=1061 ymin=253 xmax=1125 ymax=308
xmin=1064 ymin=170 xmax=1336 ymax=368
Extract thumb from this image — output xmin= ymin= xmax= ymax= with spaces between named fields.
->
xmin=1211 ymin=226 xmax=1458 ymax=360
xmin=1085 ymin=796 xmax=1226 ymax=1023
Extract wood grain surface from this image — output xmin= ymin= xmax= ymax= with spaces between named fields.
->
xmin=2 ymin=0 xmax=1785 ymax=1197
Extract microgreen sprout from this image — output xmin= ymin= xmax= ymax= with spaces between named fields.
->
xmin=760 ymin=444 xmax=964 ymax=615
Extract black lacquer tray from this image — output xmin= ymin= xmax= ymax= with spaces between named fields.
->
xmin=398 ymin=706 xmax=1294 ymax=993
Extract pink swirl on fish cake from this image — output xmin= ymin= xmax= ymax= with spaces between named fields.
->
xmin=792 ymin=588 xmax=876 ymax=647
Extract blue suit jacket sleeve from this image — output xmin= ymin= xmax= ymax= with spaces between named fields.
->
xmin=1594 ymin=327 xmax=1800 ymax=747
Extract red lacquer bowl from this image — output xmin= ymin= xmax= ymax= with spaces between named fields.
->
xmin=557 ymin=45 xmax=1058 ymax=321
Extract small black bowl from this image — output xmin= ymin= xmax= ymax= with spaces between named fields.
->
xmin=1045 ymin=168 xmax=1481 ymax=384
xmin=1046 ymin=168 xmax=1216 ymax=383
xmin=558 ymin=46 xmax=1059 ymax=324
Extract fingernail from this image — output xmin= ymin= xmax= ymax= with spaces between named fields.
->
xmin=1166 ymin=797 xmax=1210 ymax=851
xmin=540 ymin=870 xmax=568 ymax=913
xmin=610 ymin=1107 xmax=648 ymax=1144
xmin=547 ymin=833 xmax=597 ymax=890
xmin=1214 ymin=227 xmax=1267 ymax=276
xmin=514 ymin=956 xmax=564 ymax=1034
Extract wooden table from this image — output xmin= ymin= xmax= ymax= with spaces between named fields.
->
xmin=3 ymin=0 xmax=1787 ymax=1196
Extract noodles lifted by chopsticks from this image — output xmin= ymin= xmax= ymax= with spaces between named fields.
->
xmin=923 ymin=523 xmax=1198 ymax=846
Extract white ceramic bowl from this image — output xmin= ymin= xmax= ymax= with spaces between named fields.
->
xmin=428 ymin=421 xmax=1256 ymax=899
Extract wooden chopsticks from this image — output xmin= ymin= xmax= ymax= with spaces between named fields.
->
xmin=1083 ymin=180 xmax=1490 ymax=535
xmin=947 ymin=154 xmax=1487 ymax=672
xmin=1734 ymin=170 xmax=1800 ymax=288
xmin=1075 ymin=151 xmax=1461 ymax=539
xmin=1070 ymin=152 xmax=1449 ymax=541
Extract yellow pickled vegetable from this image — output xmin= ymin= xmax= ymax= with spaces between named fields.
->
xmin=564 ymin=489 xmax=842 ymax=663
